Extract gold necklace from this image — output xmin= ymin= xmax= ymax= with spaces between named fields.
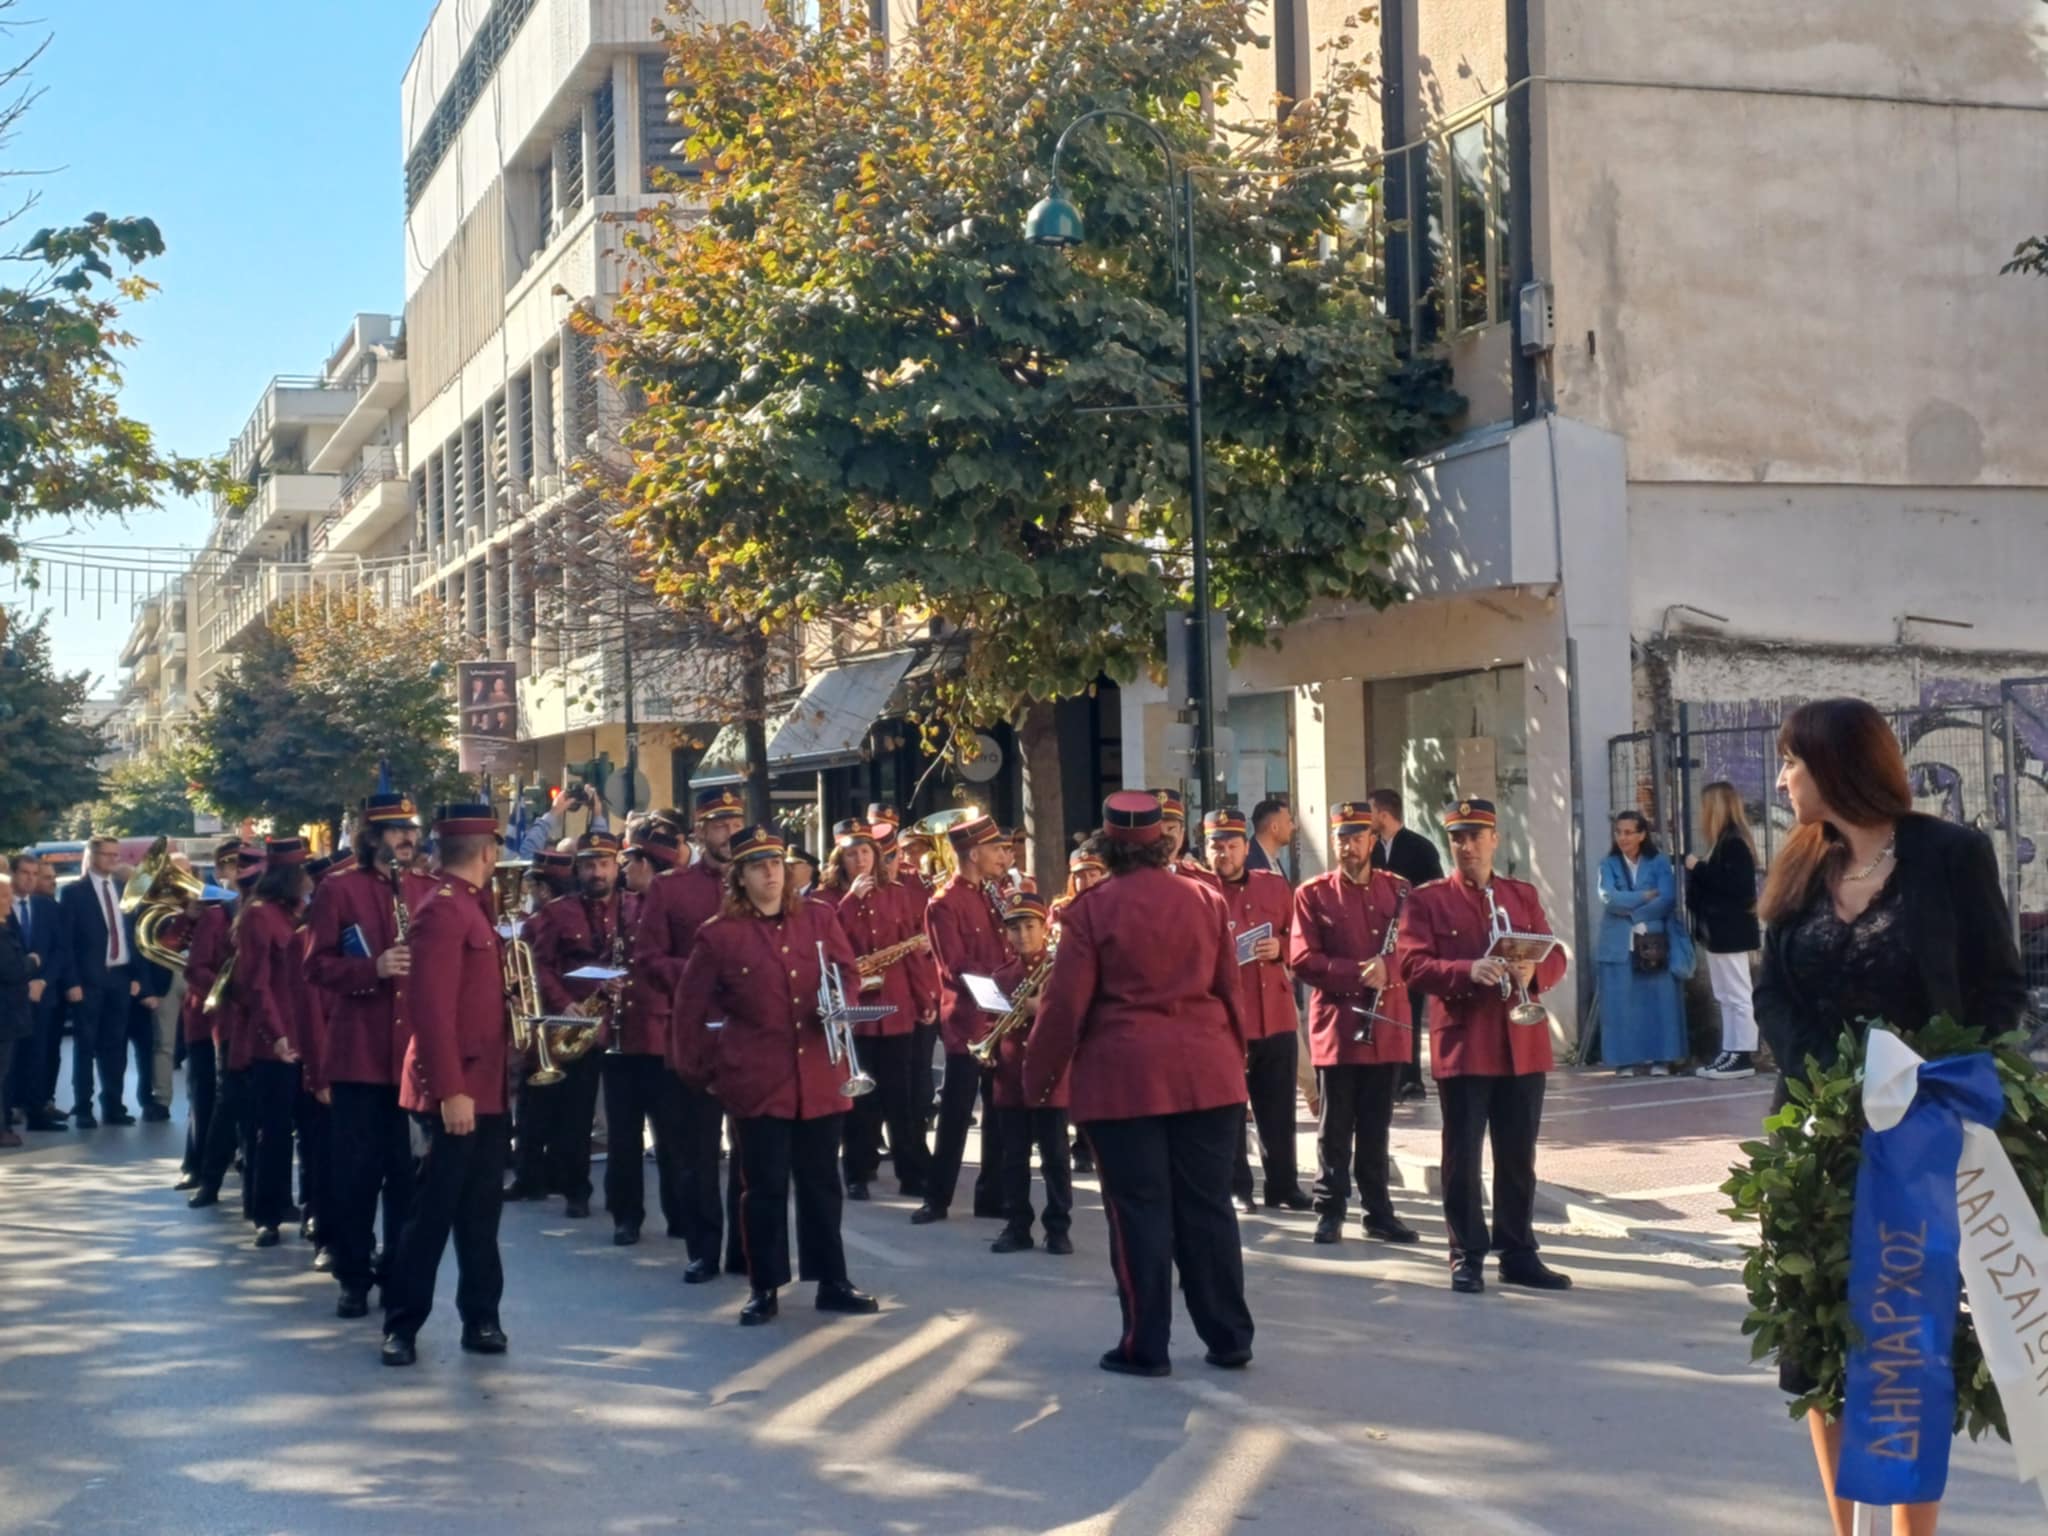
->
xmin=1843 ymin=835 xmax=1896 ymax=882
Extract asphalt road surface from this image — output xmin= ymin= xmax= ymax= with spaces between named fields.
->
xmin=2 ymin=1104 xmax=2041 ymax=1535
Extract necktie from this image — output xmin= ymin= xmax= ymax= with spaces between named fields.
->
xmin=100 ymin=878 xmax=120 ymax=964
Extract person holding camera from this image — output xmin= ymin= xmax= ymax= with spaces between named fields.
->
xmin=508 ymin=781 xmax=610 ymax=860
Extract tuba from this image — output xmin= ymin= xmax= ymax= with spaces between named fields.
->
xmin=908 ymin=806 xmax=982 ymax=885
xmin=121 ymin=836 xmax=206 ymax=972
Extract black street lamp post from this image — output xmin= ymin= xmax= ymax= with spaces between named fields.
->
xmin=1024 ymin=109 xmax=1218 ymax=822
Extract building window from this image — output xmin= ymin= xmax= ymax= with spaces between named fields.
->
xmin=593 ymin=81 xmax=617 ymax=197
xmin=1449 ymin=122 xmax=1489 ymax=331
xmin=405 ymin=0 xmax=545 ymax=211
xmin=639 ymin=53 xmax=696 ymax=187
xmin=1380 ymin=101 xmax=1514 ymax=350
xmin=557 ymin=123 xmax=585 ymax=222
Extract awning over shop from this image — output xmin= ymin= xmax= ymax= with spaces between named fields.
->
xmin=689 ymin=649 xmax=919 ymax=788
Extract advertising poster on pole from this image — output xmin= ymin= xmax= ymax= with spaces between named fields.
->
xmin=457 ymin=660 xmax=519 ymax=775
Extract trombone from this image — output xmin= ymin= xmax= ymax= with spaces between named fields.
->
xmin=815 ymin=941 xmax=887 ymax=1097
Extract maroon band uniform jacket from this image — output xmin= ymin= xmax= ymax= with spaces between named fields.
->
xmin=1396 ymin=875 xmax=1568 ymax=1078
xmin=399 ymin=876 xmax=508 ymax=1116
xmin=1194 ymin=867 xmax=1296 ymax=1042
xmin=990 ymin=951 xmax=1066 ymax=1109
xmin=227 ymin=900 xmax=304 ymax=1072
xmin=1024 ymin=865 xmax=1248 ymax=1123
xmin=179 ymin=905 xmax=229 ymax=1048
xmin=818 ymin=878 xmax=936 ymax=1039
xmin=528 ymin=889 xmax=624 ymax=1036
xmin=303 ymin=865 xmax=437 ymax=1087
xmin=629 ymin=860 xmax=721 ymax=1058
xmin=924 ymin=877 xmax=1013 ymax=1056
xmin=1289 ymin=869 xmax=1413 ymax=1068
xmin=668 ymin=901 xmax=862 ymax=1121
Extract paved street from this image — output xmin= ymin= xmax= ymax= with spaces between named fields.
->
xmin=3 ymin=1061 xmax=2043 ymax=1536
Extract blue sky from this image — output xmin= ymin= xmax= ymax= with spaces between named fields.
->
xmin=12 ymin=0 xmax=431 ymax=693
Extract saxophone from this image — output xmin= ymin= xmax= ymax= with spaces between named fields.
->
xmin=969 ymin=948 xmax=1055 ymax=1069
xmin=547 ymin=895 xmax=614 ymax=1064
xmin=854 ymin=932 xmax=930 ymax=992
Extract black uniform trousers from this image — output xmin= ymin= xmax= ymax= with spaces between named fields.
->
xmin=843 ymin=1032 xmax=928 ymax=1192
xmin=197 ymin=1059 xmax=247 ymax=1206
xmin=912 ymin=1020 xmax=939 ymax=1122
xmin=327 ymin=1082 xmax=415 ymax=1295
xmin=1311 ymin=1061 xmax=1402 ymax=1223
xmin=995 ymin=1105 xmax=1072 ymax=1238
xmin=70 ymin=968 xmax=134 ymax=1117
xmin=1232 ymin=1032 xmax=1305 ymax=1202
xmin=180 ymin=1037 xmax=216 ymax=1176
xmin=667 ymin=1074 xmax=729 ymax=1262
xmin=516 ymin=1049 xmax=602 ymax=1201
xmin=732 ymin=1112 xmax=848 ymax=1292
xmin=1437 ymin=1071 xmax=1546 ymax=1265
xmin=602 ymin=1053 xmax=688 ymax=1231
xmin=925 ymin=1052 xmax=1002 ymax=1215
xmin=296 ymin=1088 xmax=331 ymax=1232
xmin=384 ymin=1112 xmax=509 ymax=1341
xmin=1399 ymin=991 xmax=1431 ymax=1094
xmin=246 ymin=1058 xmax=301 ymax=1230
xmin=1085 ymin=1105 xmax=1254 ymax=1370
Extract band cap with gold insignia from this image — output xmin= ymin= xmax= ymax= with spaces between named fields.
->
xmin=575 ymin=830 xmax=622 ymax=860
xmin=1331 ymin=801 xmax=1376 ymax=835
xmin=1149 ymin=787 xmax=1186 ymax=824
xmin=866 ymin=802 xmax=902 ymax=828
xmin=433 ymin=803 xmax=501 ymax=838
xmin=1002 ymin=891 xmax=1051 ymax=925
xmin=730 ymin=824 xmax=787 ymax=866
xmin=1440 ymin=797 xmax=1498 ymax=832
xmin=362 ymin=793 xmax=419 ymax=829
xmin=1103 ymin=790 xmax=1166 ymax=845
xmin=947 ymin=813 xmax=1003 ymax=855
xmin=832 ymin=817 xmax=876 ymax=851
xmin=265 ymin=836 xmax=310 ymax=866
xmin=693 ymin=787 xmax=747 ymax=825
xmin=626 ymin=824 xmax=682 ymax=869
xmin=1068 ymin=847 xmax=1106 ymax=874
xmin=1203 ymin=807 xmax=1249 ymax=840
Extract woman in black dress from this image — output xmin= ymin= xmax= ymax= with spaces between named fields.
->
xmin=1756 ymin=697 xmax=2027 ymax=1536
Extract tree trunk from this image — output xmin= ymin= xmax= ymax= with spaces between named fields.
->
xmin=739 ymin=630 xmax=772 ymax=827
xmin=1017 ymin=697 xmax=1068 ymax=898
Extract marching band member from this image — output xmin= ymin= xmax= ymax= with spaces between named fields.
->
xmin=304 ymin=794 xmax=434 ymax=1317
xmin=1026 ymin=792 xmax=1253 ymax=1376
xmin=817 ymin=819 xmax=934 ymax=1202
xmin=504 ymin=851 xmax=573 ymax=1203
xmin=917 ymin=813 xmax=1013 ymax=1225
xmin=294 ymin=871 xmax=332 ymax=1267
xmin=669 ymin=824 xmax=881 ymax=1326
xmin=1290 ymin=803 xmax=1415 ymax=1246
xmin=1201 ymin=808 xmax=1312 ymax=1217
xmin=984 ymin=893 xmax=1071 ymax=1255
xmin=176 ymin=838 xmax=241 ymax=1198
xmin=1150 ymin=789 xmax=1197 ymax=873
xmin=641 ymin=792 xmax=742 ymax=1281
xmin=382 ymin=804 xmax=510 ymax=1367
xmin=229 ymin=838 xmax=314 ymax=1250
xmin=524 ymin=831 xmax=625 ymax=1233
xmin=192 ymin=853 xmax=264 ymax=1216
xmin=1055 ymin=843 xmax=1106 ymax=925
xmin=1397 ymin=797 xmax=1571 ymax=1295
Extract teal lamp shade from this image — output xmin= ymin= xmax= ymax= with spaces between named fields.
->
xmin=1023 ymin=188 xmax=1085 ymax=247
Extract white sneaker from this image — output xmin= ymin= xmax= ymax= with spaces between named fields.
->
xmin=1649 ymin=1063 xmax=1671 ymax=1077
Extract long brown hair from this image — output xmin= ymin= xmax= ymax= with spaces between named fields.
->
xmin=1700 ymin=781 xmax=1757 ymax=861
xmin=721 ymin=856 xmax=800 ymax=919
xmin=1758 ymin=698 xmax=1912 ymax=922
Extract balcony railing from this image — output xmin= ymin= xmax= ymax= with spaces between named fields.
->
xmin=335 ymin=447 xmax=404 ymax=519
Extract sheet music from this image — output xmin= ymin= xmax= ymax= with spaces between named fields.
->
xmin=1235 ymin=922 xmax=1273 ymax=965
xmin=963 ymin=973 xmax=1014 ymax=1015
xmin=565 ymin=965 xmax=627 ymax=981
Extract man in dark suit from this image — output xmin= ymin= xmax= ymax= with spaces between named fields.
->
xmin=1243 ymin=798 xmax=1295 ymax=883
xmin=8 ymin=853 xmax=69 ymax=1130
xmin=1369 ymin=790 xmax=1446 ymax=1100
xmin=58 ymin=836 xmax=143 ymax=1127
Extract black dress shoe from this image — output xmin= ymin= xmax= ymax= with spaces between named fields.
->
xmin=174 ymin=1173 xmax=201 ymax=1191
xmin=461 ymin=1322 xmax=509 ymax=1354
xmin=71 ymin=1110 xmax=98 ymax=1129
xmin=381 ymin=1334 xmax=417 ymax=1367
xmin=816 ymin=1281 xmax=880 ymax=1315
xmin=336 ymin=1290 xmax=370 ymax=1319
xmin=142 ymin=1102 xmax=171 ymax=1123
xmin=1499 ymin=1255 xmax=1573 ymax=1291
xmin=613 ymin=1220 xmax=642 ymax=1247
xmin=1312 ymin=1215 xmax=1341 ymax=1245
xmin=563 ymin=1197 xmax=591 ymax=1219
xmin=1098 ymin=1349 xmax=1170 ymax=1379
xmin=25 ymin=1114 xmax=68 ymax=1132
xmin=909 ymin=1204 xmax=947 ymax=1225
xmin=1451 ymin=1260 xmax=1486 ymax=1295
xmin=682 ymin=1257 xmax=719 ymax=1285
xmin=104 ymin=1109 xmax=136 ymax=1126
xmin=1232 ymin=1193 xmax=1259 ymax=1217
xmin=253 ymin=1226 xmax=281 ymax=1248
xmin=739 ymin=1289 xmax=780 ymax=1326
xmin=299 ymin=1217 xmax=317 ymax=1243
xmin=1204 ymin=1347 xmax=1253 ymax=1369
xmin=502 ymin=1181 xmax=544 ymax=1202
xmin=1044 ymin=1232 xmax=1074 ymax=1255
xmin=313 ymin=1246 xmax=335 ymax=1272
xmin=1265 ymin=1189 xmax=1314 ymax=1211
xmin=1363 ymin=1214 xmax=1421 ymax=1244
xmin=845 ymin=1181 xmax=870 ymax=1202
xmin=187 ymin=1186 xmax=220 ymax=1209
xmin=990 ymin=1229 xmax=1034 ymax=1254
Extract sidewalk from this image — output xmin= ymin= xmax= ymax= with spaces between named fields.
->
xmin=1375 ymin=1066 xmax=1775 ymax=1254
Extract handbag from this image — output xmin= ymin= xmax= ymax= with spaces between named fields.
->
xmin=1631 ymin=930 xmax=1670 ymax=973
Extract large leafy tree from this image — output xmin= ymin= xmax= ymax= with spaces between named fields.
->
xmin=71 ymin=742 xmax=195 ymax=839
xmin=605 ymin=0 xmax=1456 ymax=856
xmin=0 ymin=609 xmax=110 ymax=844
xmin=185 ymin=592 xmax=467 ymax=839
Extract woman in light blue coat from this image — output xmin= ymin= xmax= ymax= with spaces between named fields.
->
xmin=1596 ymin=812 xmax=1688 ymax=1073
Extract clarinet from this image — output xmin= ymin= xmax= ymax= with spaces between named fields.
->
xmin=604 ymin=887 xmax=630 ymax=1053
xmin=980 ymin=878 xmax=1009 ymax=925
xmin=1351 ymin=885 xmax=1408 ymax=1044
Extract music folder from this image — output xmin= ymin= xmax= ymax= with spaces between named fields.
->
xmin=963 ymin=973 xmax=1013 ymax=1015
xmin=1235 ymin=922 xmax=1272 ymax=966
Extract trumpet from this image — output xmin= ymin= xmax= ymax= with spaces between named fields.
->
xmin=815 ymin=940 xmax=886 ymax=1097
xmin=1484 ymin=885 xmax=1555 ymax=1029
xmin=970 ymin=948 xmax=1054 ymax=1068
